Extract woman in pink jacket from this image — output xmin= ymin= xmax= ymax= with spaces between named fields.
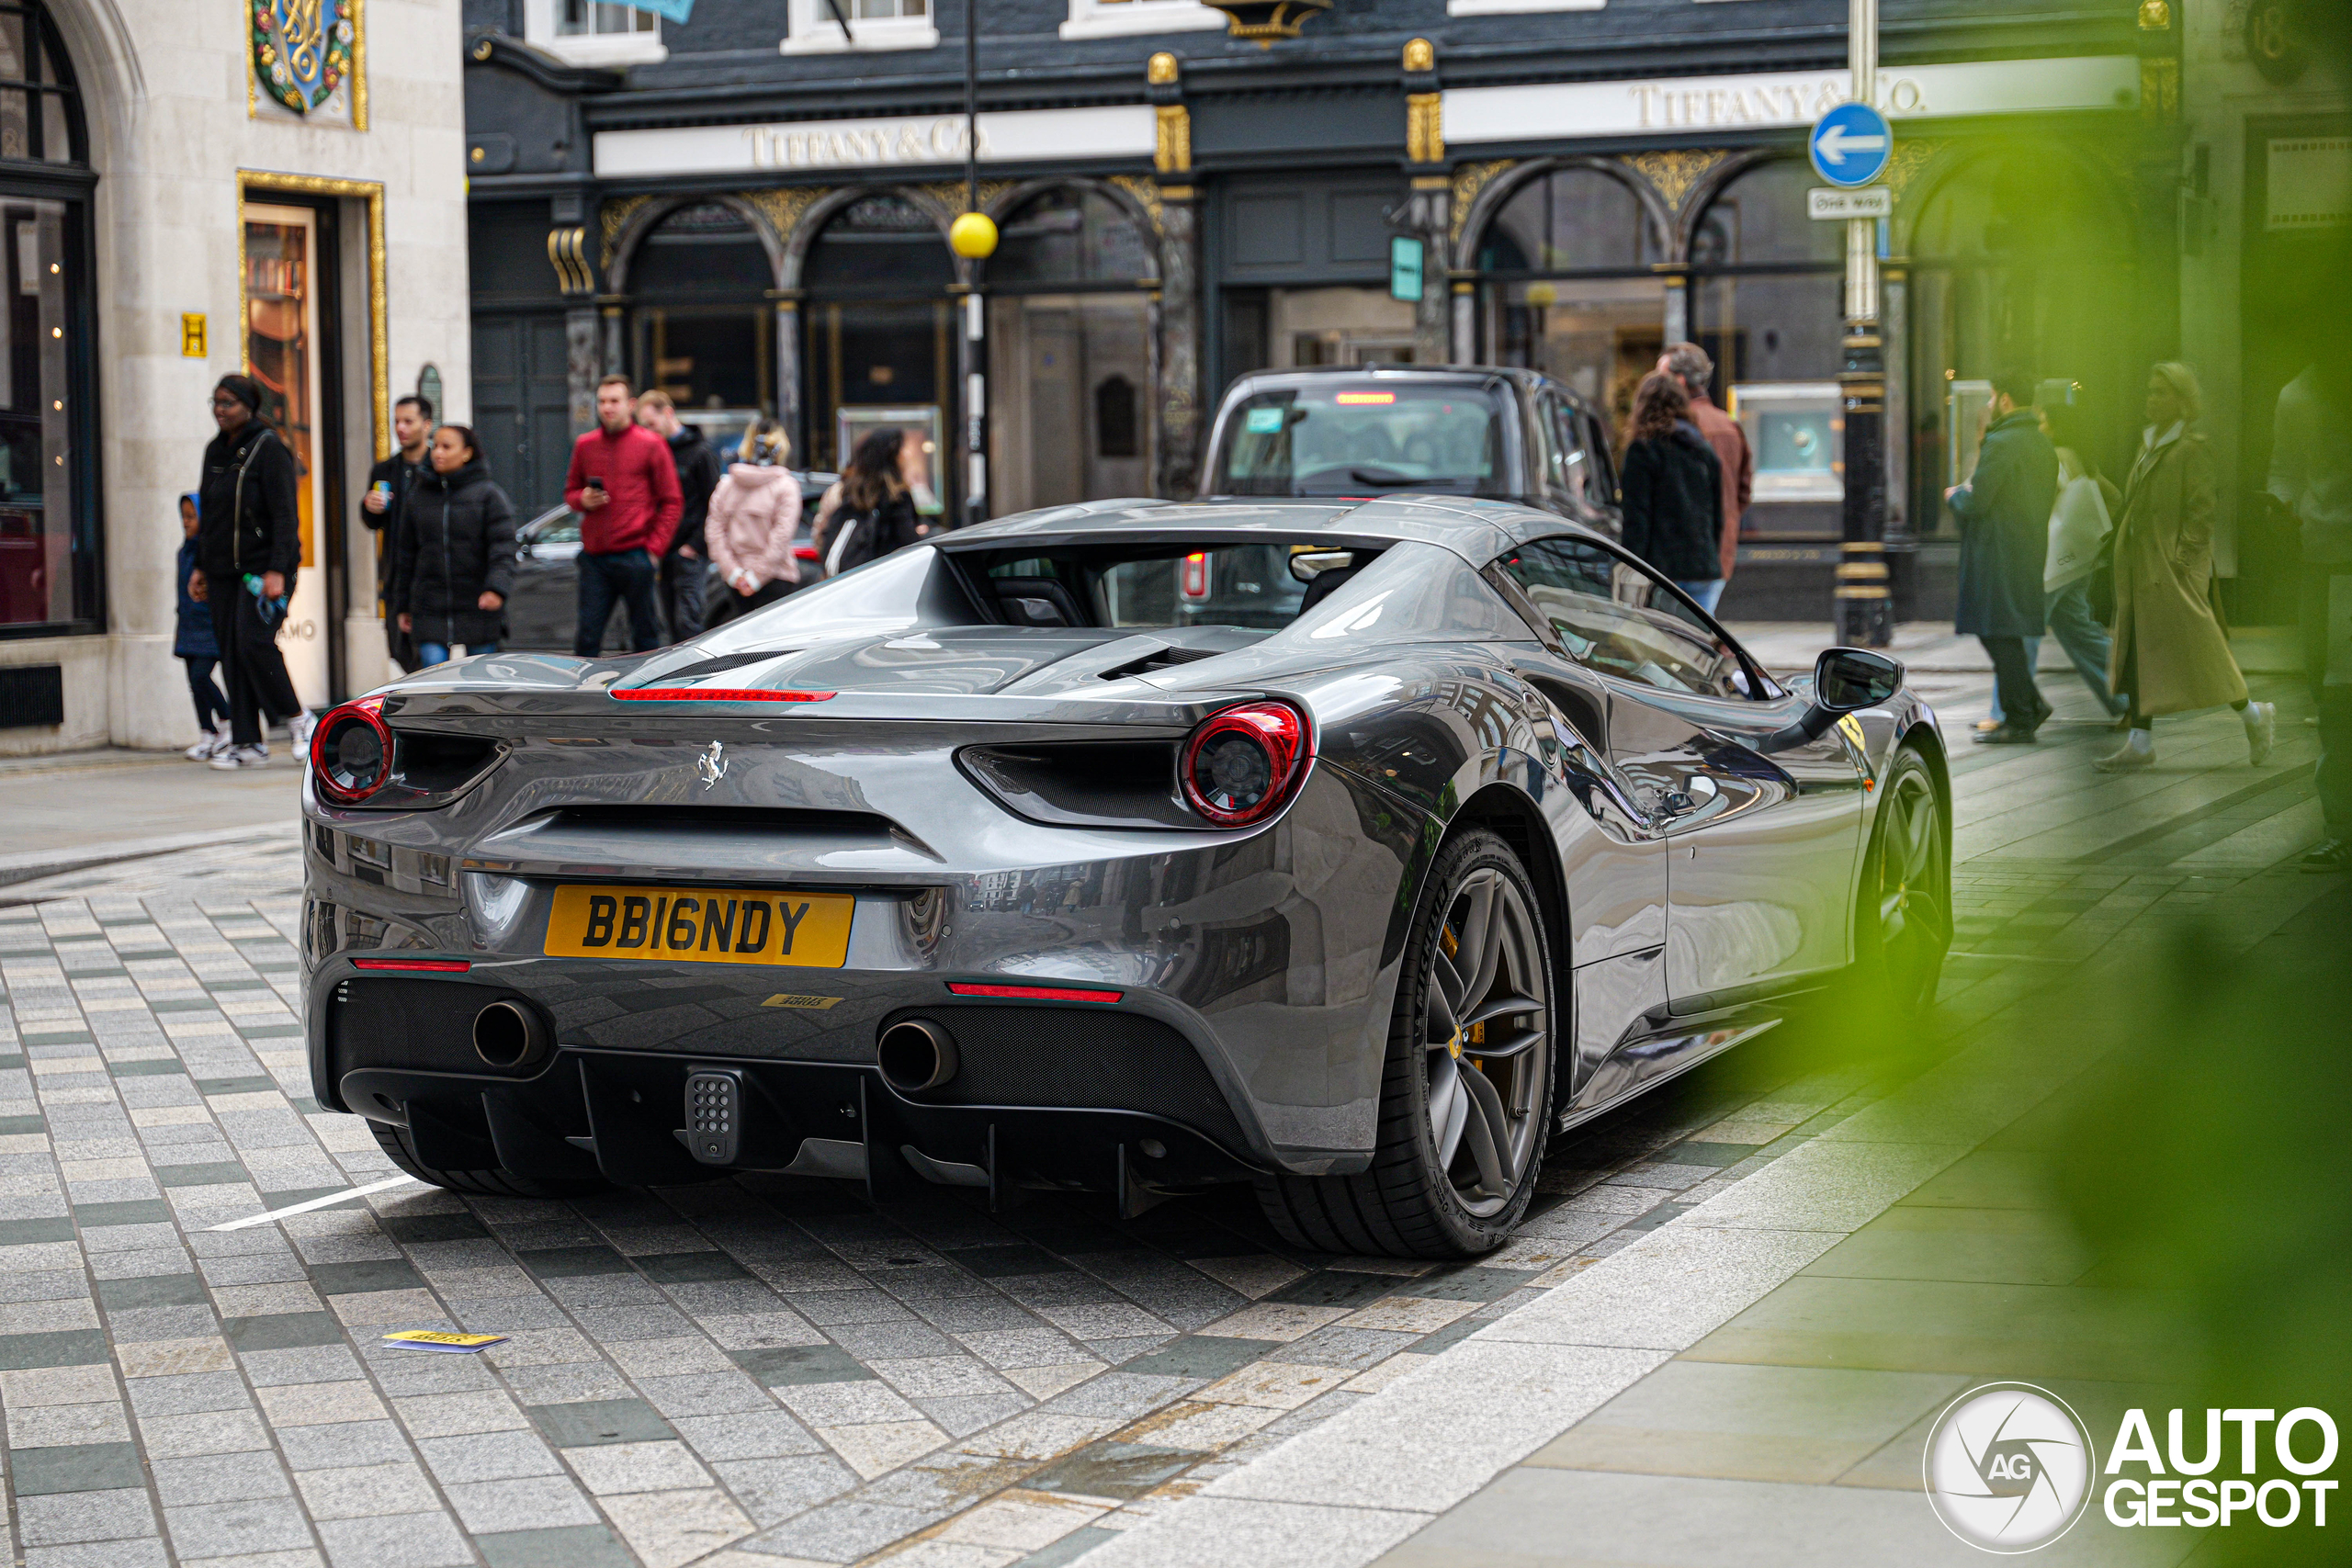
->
xmin=704 ymin=419 xmax=804 ymax=626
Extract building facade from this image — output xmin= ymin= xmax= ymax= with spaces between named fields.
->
xmin=0 ymin=0 xmax=471 ymax=757
xmin=463 ymin=0 xmax=2178 ymax=619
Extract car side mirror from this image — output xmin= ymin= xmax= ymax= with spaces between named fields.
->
xmin=1760 ymin=647 xmax=1904 ymax=751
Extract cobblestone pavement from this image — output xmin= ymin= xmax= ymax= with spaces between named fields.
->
xmin=0 ymin=670 xmax=2326 ymax=1568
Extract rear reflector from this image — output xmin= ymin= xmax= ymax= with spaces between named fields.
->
xmin=352 ymin=958 xmax=471 ymax=973
xmin=611 ymin=688 xmax=835 ymax=703
xmin=947 ymin=982 xmax=1124 ymax=1004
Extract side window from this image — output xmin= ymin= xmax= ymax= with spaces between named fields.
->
xmin=1545 ymin=397 xmax=1592 ymax=506
xmin=1492 ymin=536 xmax=1747 ymax=699
xmin=1582 ymin=412 xmax=1620 ymax=503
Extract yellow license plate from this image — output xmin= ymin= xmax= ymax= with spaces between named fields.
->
xmin=544 ymin=885 xmax=854 ymax=967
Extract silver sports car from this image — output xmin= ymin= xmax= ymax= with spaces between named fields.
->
xmin=301 ymin=498 xmax=1949 ymax=1258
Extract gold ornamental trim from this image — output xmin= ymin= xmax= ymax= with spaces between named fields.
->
xmin=741 ymin=186 xmax=830 ymax=252
xmin=1109 ymin=173 xmax=1167 ymax=236
xmin=237 ymin=171 xmax=389 ymax=459
xmin=547 ymin=227 xmax=593 ymax=296
xmin=1449 ymin=159 xmax=1513 ymax=247
xmin=1625 ymin=149 xmax=1728 ymax=212
xmin=1402 ymin=37 xmax=1434 ymax=73
xmin=600 ymin=193 xmax=657 ymax=269
xmin=1147 ymin=51 xmax=1180 ymax=85
xmin=1156 ymin=104 xmax=1192 ymax=175
xmin=1407 ymin=93 xmax=1443 ymax=166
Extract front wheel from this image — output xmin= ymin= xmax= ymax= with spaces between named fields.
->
xmin=1852 ymin=743 xmax=1951 ymax=1019
xmin=1256 ymin=829 xmax=1556 ymax=1258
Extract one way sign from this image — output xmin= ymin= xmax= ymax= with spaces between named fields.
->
xmin=1809 ymin=101 xmax=1893 ymax=188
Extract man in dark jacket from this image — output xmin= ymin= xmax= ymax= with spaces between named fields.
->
xmin=1949 ymin=369 xmax=2061 ymax=744
xmin=637 ymin=390 xmax=723 ymax=643
xmin=564 ymin=376 xmax=682 ymax=656
xmin=192 ymin=374 xmax=307 ymax=769
xmin=363 ymin=394 xmax=434 ymax=671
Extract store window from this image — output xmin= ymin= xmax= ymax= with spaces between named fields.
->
xmin=804 ymin=196 xmax=953 ymax=494
xmin=1060 ymin=0 xmax=1224 ymax=39
xmin=629 ymin=202 xmax=774 ymax=422
xmin=0 ymin=0 xmax=90 ymax=637
xmin=1904 ymin=152 xmax=2130 ymax=544
xmin=784 ymin=0 xmax=938 ymax=53
xmin=1690 ymin=158 xmax=1845 ymax=540
xmin=1478 ymin=165 xmax=1667 ymax=430
xmin=523 ymin=0 xmax=666 ymax=66
xmin=986 ymin=187 xmax=1157 ymax=512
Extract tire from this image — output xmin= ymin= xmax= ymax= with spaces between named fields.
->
xmin=1255 ymin=829 xmax=1557 ymax=1258
xmin=369 ymin=1119 xmax=611 ymax=1201
xmin=1851 ymin=743 xmax=1951 ymax=1019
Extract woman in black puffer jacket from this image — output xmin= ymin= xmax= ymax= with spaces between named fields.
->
xmin=1619 ymin=371 xmax=1725 ymax=609
xmin=395 ymin=425 xmax=516 ymax=665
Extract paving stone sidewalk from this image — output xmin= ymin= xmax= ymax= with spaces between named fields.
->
xmin=0 ymin=663 xmax=2330 ymax=1568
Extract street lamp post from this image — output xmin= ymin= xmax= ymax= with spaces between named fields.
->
xmin=1835 ymin=0 xmax=1893 ymax=647
xmin=949 ymin=0 xmax=997 ymax=529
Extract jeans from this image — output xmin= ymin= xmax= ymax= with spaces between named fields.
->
xmin=662 ymin=552 xmax=709 ymax=644
xmin=1979 ymin=636 xmax=2047 ymax=732
xmin=575 ymin=548 xmax=662 ymax=657
xmin=208 ymin=587 xmax=301 ymax=747
xmin=2044 ymin=579 xmax=2126 ymax=713
xmin=1676 ymin=579 xmax=1725 ymax=615
xmin=416 ymin=641 xmax=496 ymax=668
xmin=183 ymin=657 xmax=230 ymax=732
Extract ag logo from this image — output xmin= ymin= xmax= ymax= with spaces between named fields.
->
xmin=1925 ymin=1382 xmax=2096 ymax=1552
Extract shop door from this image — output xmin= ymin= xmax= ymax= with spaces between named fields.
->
xmin=243 ymin=203 xmax=336 ymax=708
xmin=473 ymin=314 xmax=574 ymax=512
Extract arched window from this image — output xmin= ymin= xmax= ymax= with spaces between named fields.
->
xmin=804 ymin=194 xmax=954 ymax=294
xmin=0 ymin=0 xmax=92 ymax=634
xmin=983 ymin=186 xmax=1155 ymax=513
xmin=1904 ymin=152 xmax=2131 ymax=541
xmin=628 ymin=203 xmax=772 ymax=416
xmin=988 ymin=188 xmax=1152 ymax=288
xmin=1689 ymin=158 xmax=1843 ymax=270
xmin=802 ymin=195 xmax=954 ymax=477
xmin=1476 ymin=166 xmax=1664 ymax=419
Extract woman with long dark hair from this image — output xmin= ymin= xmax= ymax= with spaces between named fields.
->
xmin=819 ymin=427 xmax=926 ymax=575
xmin=1618 ymin=372 xmax=1725 ymax=610
xmin=395 ymin=424 xmax=516 ymax=666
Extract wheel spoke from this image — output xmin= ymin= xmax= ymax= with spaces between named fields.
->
xmin=1902 ymin=790 xmax=1935 ymax=880
xmin=1461 ymin=878 xmax=1506 ymax=1010
xmin=1882 ymin=897 xmax=1907 ymax=949
xmin=1430 ymin=1055 xmax=1469 ymax=1167
xmin=1426 ymin=971 xmax=1462 ymax=1044
xmin=1464 ymin=991 xmax=1544 ymax=1030
xmin=1459 ymin=1061 xmax=1514 ymax=1195
xmin=1461 ymin=1023 xmax=1544 ymax=1061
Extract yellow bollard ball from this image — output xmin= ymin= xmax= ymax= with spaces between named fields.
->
xmin=949 ymin=211 xmax=1000 ymax=260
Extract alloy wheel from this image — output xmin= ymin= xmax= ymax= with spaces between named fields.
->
xmin=1424 ymin=868 xmax=1550 ymax=1217
xmin=1874 ymin=763 xmax=1949 ymax=998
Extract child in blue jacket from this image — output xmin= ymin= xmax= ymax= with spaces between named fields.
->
xmin=175 ymin=493 xmax=232 ymax=759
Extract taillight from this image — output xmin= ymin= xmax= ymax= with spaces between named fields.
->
xmin=1181 ymin=701 xmax=1311 ymax=827
xmin=311 ymin=697 xmax=393 ymax=805
xmin=1181 ymin=551 xmax=1210 ymax=600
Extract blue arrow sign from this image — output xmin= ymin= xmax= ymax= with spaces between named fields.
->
xmin=1809 ymin=101 xmax=1893 ymax=188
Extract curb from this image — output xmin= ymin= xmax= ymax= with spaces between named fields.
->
xmin=0 ymin=821 xmax=298 ymax=891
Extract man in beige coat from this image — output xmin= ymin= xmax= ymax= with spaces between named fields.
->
xmin=2096 ymin=363 xmax=2275 ymax=772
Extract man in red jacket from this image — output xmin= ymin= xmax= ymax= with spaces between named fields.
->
xmin=565 ymin=375 xmax=684 ymax=656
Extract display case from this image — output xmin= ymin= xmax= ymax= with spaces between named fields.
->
xmin=1730 ymin=381 xmax=1844 ymax=504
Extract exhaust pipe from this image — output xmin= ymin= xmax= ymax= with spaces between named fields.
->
xmin=877 ymin=1019 xmax=957 ymax=1094
xmin=473 ymin=999 xmax=548 ymax=1069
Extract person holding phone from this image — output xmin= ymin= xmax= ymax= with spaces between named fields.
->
xmin=563 ymin=375 xmax=681 ymax=656
xmin=363 ymin=394 xmax=434 ymax=671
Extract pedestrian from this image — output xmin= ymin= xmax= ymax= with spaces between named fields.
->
xmin=363 ymin=394 xmax=434 ymax=673
xmin=2095 ymin=362 xmax=2276 ymax=773
xmin=1657 ymin=343 xmax=1751 ymax=613
xmin=2263 ymin=360 xmax=2352 ymax=870
xmin=191 ymin=373 xmax=310 ymax=771
xmin=1616 ymin=372 xmax=1724 ymax=609
xmin=174 ymin=493 xmax=232 ymax=761
xmin=635 ymin=389 xmax=723 ymax=644
xmin=820 ymin=428 xmax=927 ymax=575
xmin=1946 ymin=368 xmax=2057 ymax=745
xmin=394 ymin=424 xmax=515 ymax=667
xmin=2038 ymin=402 xmax=2131 ymax=722
xmin=704 ymin=418 xmax=803 ymax=628
xmin=563 ymin=376 xmax=681 ymax=657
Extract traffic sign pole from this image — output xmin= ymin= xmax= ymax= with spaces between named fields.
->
xmin=1834 ymin=0 xmax=1894 ymax=648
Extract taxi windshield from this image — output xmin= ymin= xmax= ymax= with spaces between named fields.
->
xmin=1214 ymin=383 xmax=1510 ymax=499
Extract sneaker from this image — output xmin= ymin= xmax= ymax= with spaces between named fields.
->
xmin=1972 ymin=716 xmax=2003 ymax=734
xmin=288 ymin=709 xmax=318 ymax=756
xmin=2245 ymin=702 xmax=2276 ymax=766
xmin=184 ymin=727 xmax=231 ymax=761
xmin=2093 ymin=743 xmax=2155 ymax=773
xmin=208 ymin=743 xmax=269 ymax=771
xmin=2301 ymin=839 xmax=2350 ymax=874
xmin=1973 ymin=723 xmax=2040 ymax=746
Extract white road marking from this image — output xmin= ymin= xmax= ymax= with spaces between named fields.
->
xmin=206 ymin=1174 xmax=421 ymax=1231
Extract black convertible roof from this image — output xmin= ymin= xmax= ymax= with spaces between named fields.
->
xmin=937 ymin=495 xmax=1598 ymax=565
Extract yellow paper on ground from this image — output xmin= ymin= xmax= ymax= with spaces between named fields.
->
xmin=383 ymin=1330 xmax=508 ymax=1352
